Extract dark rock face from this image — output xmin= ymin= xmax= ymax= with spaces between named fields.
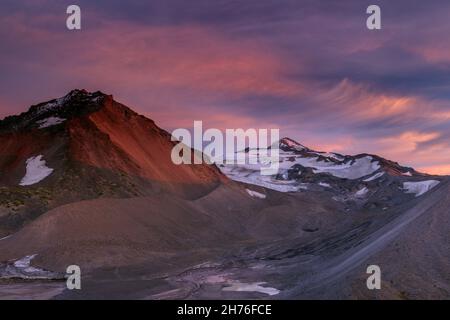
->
xmin=0 ymin=90 xmax=105 ymax=134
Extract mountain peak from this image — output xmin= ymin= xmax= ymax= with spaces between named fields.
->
xmin=279 ymin=137 xmax=307 ymax=151
xmin=0 ymin=89 xmax=112 ymax=133
xmin=31 ymin=89 xmax=109 ymax=113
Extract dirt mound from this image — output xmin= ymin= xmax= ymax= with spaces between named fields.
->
xmin=0 ymin=179 xmax=349 ymax=274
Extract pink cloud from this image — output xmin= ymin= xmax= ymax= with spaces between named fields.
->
xmin=17 ymin=21 xmax=305 ymax=99
xmin=1 ymin=11 xmax=449 ymax=176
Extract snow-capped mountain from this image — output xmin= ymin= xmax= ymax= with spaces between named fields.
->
xmin=218 ymin=137 xmax=442 ymax=203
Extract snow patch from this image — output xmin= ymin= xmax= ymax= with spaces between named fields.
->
xmin=0 ymin=253 xmax=62 ymax=280
xmin=34 ymin=92 xmax=78 ymax=116
xmin=38 ymin=98 xmax=66 ymax=113
xmin=223 ymin=281 xmax=280 ymax=296
xmin=363 ymin=172 xmax=385 ymax=182
xmin=355 ymin=187 xmax=369 ymax=197
xmin=19 ymin=155 xmax=54 ymax=186
xmin=37 ymin=116 xmax=66 ymax=129
xmin=403 ymin=180 xmax=440 ymax=197
xmin=313 ymin=152 xmax=345 ymax=161
xmin=402 ymin=171 xmax=412 ymax=176
xmin=246 ymin=189 xmax=266 ymax=199
xmin=319 ymin=182 xmax=331 ymax=188
xmin=266 ymin=153 xmax=380 ymax=179
xmin=221 ymin=165 xmax=301 ymax=192
xmin=13 ymin=254 xmax=41 ymax=273
xmin=91 ymin=96 xmax=103 ymax=103
xmin=311 ymin=156 xmax=380 ymax=179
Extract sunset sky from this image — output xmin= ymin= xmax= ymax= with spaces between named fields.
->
xmin=1 ymin=0 xmax=449 ymax=174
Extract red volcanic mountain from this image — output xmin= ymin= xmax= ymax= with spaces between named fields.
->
xmin=0 ymin=90 xmax=224 ymax=233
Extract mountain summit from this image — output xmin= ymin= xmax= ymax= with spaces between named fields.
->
xmin=0 ymin=90 xmax=106 ymax=133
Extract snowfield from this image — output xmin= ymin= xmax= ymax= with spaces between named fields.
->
xmin=37 ymin=116 xmax=66 ymax=129
xmin=219 ymin=146 xmax=381 ymax=192
xmin=403 ymin=180 xmax=440 ymax=197
xmin=236 ymin=151 xmax=380 ymax=180
xmin=19 ymin=155 xmax=54 ymax=186
xmin=309 ymin=156 xmax=380 ymax=179
xmin=217 ymin=139 xmax=438 ymax=201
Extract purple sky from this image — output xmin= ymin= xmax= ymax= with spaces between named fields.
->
xmin=1 ymin=0 xmax=450 ymax=174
